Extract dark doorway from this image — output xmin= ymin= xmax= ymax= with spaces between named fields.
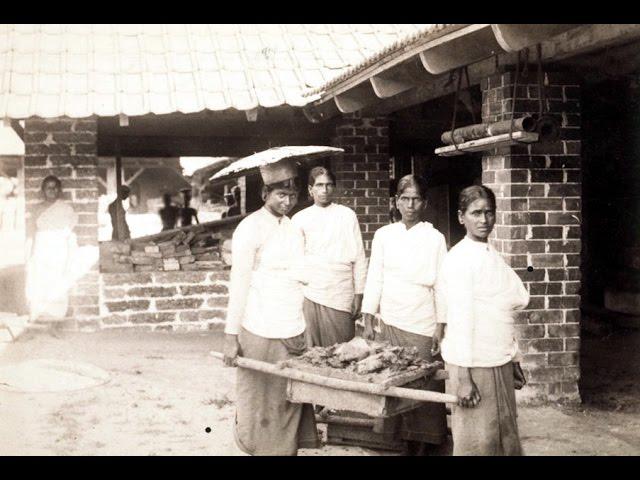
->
xmin=579 ymin=74 xmax=640 ymax=411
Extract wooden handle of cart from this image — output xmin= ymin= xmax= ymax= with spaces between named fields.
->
xmin=210 ymin=351 xmax=458 ymax=405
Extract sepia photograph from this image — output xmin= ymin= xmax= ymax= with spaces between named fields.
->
xmin=0 ymin=23 xmax=639 ymax=456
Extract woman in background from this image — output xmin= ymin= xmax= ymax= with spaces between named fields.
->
xmin=25 ymin=175 xmax=78 ymax=322
xmin=361 ymin=174 xmax=448 ymax=455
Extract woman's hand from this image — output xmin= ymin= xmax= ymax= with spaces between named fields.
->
xmin=431 ymin=323 xmax=445 ymax=356
xmin=513 ymin=362 xmax=527 ymax=390
xmin=361 ymin=313 xmax=376 ymax=340
xmin=223 ymin=334 xmax=241 ymax=367
xmin=456 ymin=368 xmax=481 ymax=408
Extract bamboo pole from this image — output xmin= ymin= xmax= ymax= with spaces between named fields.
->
xmin=441 ymin=115 xmax=536 ymax=145
xmin=210 ymin=351 xmax=458 ymax=405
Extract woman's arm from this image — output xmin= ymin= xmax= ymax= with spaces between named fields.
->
xmin=361 ymin=231 xmax=384 ymax=318
xmin=361 ymin=231 xmax=384 ymax=340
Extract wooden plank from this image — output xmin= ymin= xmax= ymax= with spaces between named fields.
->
xmin=435 ymin=131 xmax=539 ymax=157
xmin=287 ymin=381 xmax=389 ymax=417
xmin=130 ymin=215 xmax=245 ymax=245
xmin=210 ymin=351 xmax=457 ymax=405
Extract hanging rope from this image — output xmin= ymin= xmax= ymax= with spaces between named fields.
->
xmin=508 ymin=50 xmax=522 ymax=142
xmin=449 ymin=65 xmax=477 ymax=151
xmin=463 ymin=66 xmax=478 ymax=125
xmin=536 ymin=43 xmax=547 ymax=118
xmin=521 ymin=47 xmax=530 ymax=79
xmin=449 ymin=67 xmax=464 ymax=152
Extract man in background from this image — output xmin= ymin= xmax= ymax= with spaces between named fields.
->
xmin=159 ymin=192 xmax=179 ymax=231
xmin=179 ymin=189 xmax=199 ymax=227
xmin=108 ymin=185 xmax=131 ymax=241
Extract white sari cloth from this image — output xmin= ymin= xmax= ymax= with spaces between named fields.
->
xmin=362 ymin=221 xmax=447 ymax=337
xmin=26 ymin=200 xmax=78 ymax=320
xmin=438 ymin=236 xmax=530 ymax=368
xmin=291 ymin=203 xmax=367 ymax=313
xmin=225 ymin=207 xmax=306 ymax=339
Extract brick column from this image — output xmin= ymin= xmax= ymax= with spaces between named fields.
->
xmin=331 ymin=112 xmax=390 ymax=253
xmin=481 ymin=71 xmax=582 ymax=403
xmin=24 ymin=116 xmax=100 ymax=330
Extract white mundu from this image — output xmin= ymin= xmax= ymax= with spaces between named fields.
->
xmin=225 ymin=207 xmax=306 ymax=339
xmin=292 ymin=203 xmax=367 ymax=313
xmin=362 ymin=221 xmax=447 ymax=337
xmin=438 ymin=236 xmax=530 ymax=368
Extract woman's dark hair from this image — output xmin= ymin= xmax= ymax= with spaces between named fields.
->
xmin=396 ymin=174 xmax=428 ymax=201
xmin=458 ymin=185 xmax=497 ymax=213
xmin=307 ymin=166 xmax=336 ymax=187
xmin=41 ymin=175 xmax=62 ymax=191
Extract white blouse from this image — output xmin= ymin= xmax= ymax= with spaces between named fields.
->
xmin=292 ymin=203 xmax=367 ymax=313
xmin=438 ymin=236 xmax=530 ymax=368
xmin=361 ymin=221 xmax=447 ymax=337
xmin=224 ymin=207 xmax=306 ymax=339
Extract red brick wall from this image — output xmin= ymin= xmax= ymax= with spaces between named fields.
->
xmin=331 ymin=113 xmax=390 ymax=253
xmin=24 ymin=117 xmax=100 ymax=329
xmin=100 ymin=270 xmax=229 ymax=331
xmin=481 ymin=71 xmax=582 ymax=403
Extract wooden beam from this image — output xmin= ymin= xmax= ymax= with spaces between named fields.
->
xmin=362 ymin=54 xmax=515 ymax=117
xmin=370 ymin=75 xmax=415 ymax=99
xmin=98 ymin=111 xmax=333 ymax=138
xmin=370 ymin=58 xmax=433 ymax=98
xmin=9 ymin=120 xmax=24 ymax=141
xmin=302 ymin=100 xmax=340 ymax=124
xmin=124 ymin=167 xmax=145 ymax=186
xmin=245 ymin=108 xmax=259 ymax=122
xmin=118 ymin=113 xmax=129 ymax=127
xmin=419 ymin=24 xmax=503 ymax=75
xmin=98 ymin=134 xmax=332 ymax=158
xmin=492 ymin=24 xmax=581 ymax=53
xmin=115 ymin=137 xmax=122 ymax=191
xmin=538 ymin=24 xmax=640 ymax=64
xmin=334 ymin=83 xmax=379 ymax=114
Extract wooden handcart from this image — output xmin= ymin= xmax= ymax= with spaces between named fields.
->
xmin=210 ymin=351 xmax=456 ymax=417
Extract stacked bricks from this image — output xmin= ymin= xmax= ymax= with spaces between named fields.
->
xmin=23 ymin=116 xmax=100 ymax=329
xmin=104 ymin=229 xmax=223 ymax=273
xmin=331 ymin=112 xmax=390 ymax=253
xmin=481 ymin=70 xmax=582 ymax=403
xmin=100 ymin=269 xmax=229 ymax=332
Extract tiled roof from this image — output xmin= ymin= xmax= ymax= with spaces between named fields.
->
xmin=0 ymin=24 xmax=425 ymax=119
xmin=303 ymin=24 xmax=462 ymax=97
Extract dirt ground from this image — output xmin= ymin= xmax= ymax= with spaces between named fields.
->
xmin=1 ymin=328 xmax=639 ymax=456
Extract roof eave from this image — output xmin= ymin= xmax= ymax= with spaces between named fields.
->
xmin=304 ymin=24 xmax=640 ymax=120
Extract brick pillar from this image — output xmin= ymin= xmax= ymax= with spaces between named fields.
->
xmin=331 ymin=112 xmax=390 ymax=253
xmin=481 ymin=71 xmax=582 ymax=403
xmin=24 ymin=116 xmax=100 ymax=330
